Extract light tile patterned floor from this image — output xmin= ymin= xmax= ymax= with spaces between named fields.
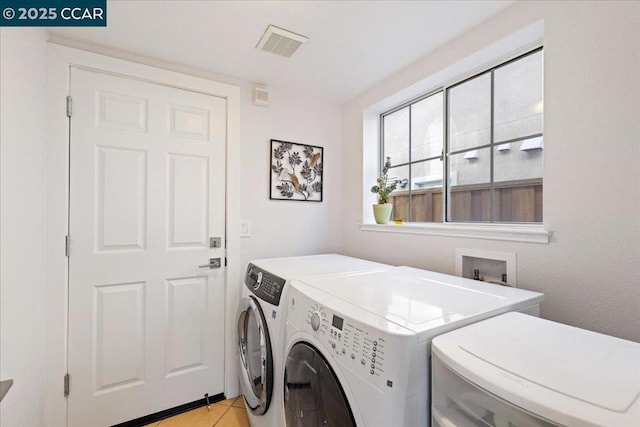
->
xmin=145 ymin=396 xmax=249 ymax=427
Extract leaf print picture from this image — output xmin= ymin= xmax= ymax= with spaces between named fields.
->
xmin=270 ymin=139 xmax=323 ymax=202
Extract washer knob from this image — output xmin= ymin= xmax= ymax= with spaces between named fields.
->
xmin=310 ymin=312 xmax=321 ymax=331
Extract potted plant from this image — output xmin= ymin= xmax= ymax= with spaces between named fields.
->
xmin=370 ymin=157 xmax=399 ymax=224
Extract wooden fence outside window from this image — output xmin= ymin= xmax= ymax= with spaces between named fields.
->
xmin=389 ymin=178 xmax=542 ymax=223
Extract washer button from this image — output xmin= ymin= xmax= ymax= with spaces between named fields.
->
xmin=361 ymin=359 xmax=366 ymax=365
xmin=370 ymin=369 xmax=375 ymax=375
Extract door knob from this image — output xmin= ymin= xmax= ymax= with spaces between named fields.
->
xmin=199 ymin=258 xmax=221 ymax=269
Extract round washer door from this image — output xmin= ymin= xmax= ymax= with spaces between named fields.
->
xmin=284 ymin=342 xmax=356 ymax=427
xmin=237 ymin=296 xmax=273 ymax=415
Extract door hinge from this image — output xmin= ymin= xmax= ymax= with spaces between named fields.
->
xmin=65 ymin=235 xmax=70 ymax=257
xmin=224 ymin=257 xmax=227 ymax=267
xmin=64 ymin=373 xmax=70 ymax=396
xmin=66 ymin=96 xmax=72 ymax=118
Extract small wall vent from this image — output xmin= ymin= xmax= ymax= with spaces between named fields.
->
xmin=253 ymin=86 xmax=270 ymax=107
xmin=256 ymin=25 xmax=308 ymax=58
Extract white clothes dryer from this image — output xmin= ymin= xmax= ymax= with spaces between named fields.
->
xmin=282 ymin=269 xmax=544 ymax=426
xmin=432 ymin=312 xmax=640 ymax=426
xmin=236 ymin=254 xmax=390 ymax=427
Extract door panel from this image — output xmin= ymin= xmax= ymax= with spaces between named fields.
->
xmin=167 ymin=154 xmax=209 ymax=248
xmin=96 ymin=146 xmax=147 ymax=251
xmin=68 ymin=67 xmax=226 ymax=426
xmin=94 ymin=281 xmax=145 ymax=393
xmin=165 ymin=276 xmax=208 ymax=376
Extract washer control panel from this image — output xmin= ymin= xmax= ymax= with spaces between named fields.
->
xmin=245 ymin=264 xmax=286 ymax=306
xmin=295 ymin=297 xmax=396 ymax=389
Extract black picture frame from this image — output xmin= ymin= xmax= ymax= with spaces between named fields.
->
xmin=270 ymin=139 xmax=323 ymax=202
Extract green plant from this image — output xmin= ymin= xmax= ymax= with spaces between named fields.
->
xmin=370 ymin=157 xmax=399 ymax=204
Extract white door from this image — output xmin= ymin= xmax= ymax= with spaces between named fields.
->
xmin=67 ymin=67 xmax=226 ymax=426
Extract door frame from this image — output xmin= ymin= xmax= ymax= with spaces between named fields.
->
xmin=45 ymin=43 xmax=242 ymax=427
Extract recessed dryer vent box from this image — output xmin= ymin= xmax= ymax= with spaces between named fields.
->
xmin=455 ymin=248 xmax=516 ymax=287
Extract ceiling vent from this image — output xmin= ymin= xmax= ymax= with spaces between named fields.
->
xmin=256 ymin=25 xmax=309 ymax=58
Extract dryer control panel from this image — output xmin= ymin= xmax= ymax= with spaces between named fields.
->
xmin=288 ymin=284 xmax=418 ymax=399
xmin=302 ymin=305 xmax=391 ymax=379
xmin=245 ymin=263 xmax=286 ymax=306
xmin=328 ymin=313 xmax=388 ymax=379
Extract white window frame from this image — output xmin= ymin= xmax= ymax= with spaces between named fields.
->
xmin=360 ymin=21 xmax=551 ymax=244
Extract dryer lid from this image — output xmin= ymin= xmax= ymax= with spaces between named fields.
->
xmin=294 ymin=269 xmax=543 ymax=338
xmin=433 ymin=312 xmax=640 ymax=422
xmin=250 ymin=254 xmax=389 ymax=279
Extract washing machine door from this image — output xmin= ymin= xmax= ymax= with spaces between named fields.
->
xmin=284 ymin=342 xmax=356 ymax=427
xmin=237 ymin=296 xmax=273 ymax=415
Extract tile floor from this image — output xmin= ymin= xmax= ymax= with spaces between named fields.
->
xmin=145 ymin=396 xmax=249 ymax=427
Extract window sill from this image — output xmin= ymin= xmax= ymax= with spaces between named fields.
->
xmin=359 ymin=222 xmax=552 ymax=244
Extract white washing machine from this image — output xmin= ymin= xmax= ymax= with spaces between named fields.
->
xmin=282 ymin=269 xmax=544 ymax=426
xmin=236 ymin=254 xmax=390 ymax=427
xmin=432 ymin=312 xmax=640 ymax=426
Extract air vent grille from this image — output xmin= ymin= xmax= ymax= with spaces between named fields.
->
xmin=253 ymin=86 xmax=269 ymax=107
xmin=256 ymin=25 xmax=308 ymax=58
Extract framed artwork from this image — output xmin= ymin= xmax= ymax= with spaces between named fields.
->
xmin=270 ymin=139 xmax=323 ymax=202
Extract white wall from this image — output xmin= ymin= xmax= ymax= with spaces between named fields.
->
xmin=342 ymin=1 xmax=640 ymax=342
xmin=0 ymin=27 xmax=49 ymax=427
xmin=239 ymin=85 xmax=343 ymax=268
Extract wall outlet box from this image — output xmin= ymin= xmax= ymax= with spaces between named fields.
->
xmin=455 ymin=248 xmax=516 ymax=286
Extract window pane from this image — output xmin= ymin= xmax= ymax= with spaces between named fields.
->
xmin=387 ymin=165 xmax=409 ymax=193
xmin=410 ymin=159 xmax=443 ymax=222
xmin=387 ymin=165 xmax=409 ymax=221
xmin=383 ymin=107 xmax=409 ymax=165
xmin=411 ymin=92 xmax=443 ymax=162
xmin=494 ymin=139 xmax=543 ymax=223
xmin=448 ymin=73 xmax=491 ymax=153
xmin=448 ymin=148 xmax=491 ymax=222
xmin=494 ymin=50 xmax=543 ymax=142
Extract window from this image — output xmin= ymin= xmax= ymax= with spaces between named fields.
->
xmin=381 ymin=47 xmax=543 ymax=224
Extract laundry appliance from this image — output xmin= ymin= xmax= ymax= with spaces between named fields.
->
xmin=282 ymin=268 xmax=544 ymax=426
xmin=236 ymin=254 xmax=390 ymax=427
xmin=432 ymin=312 xmax=640 ymax=426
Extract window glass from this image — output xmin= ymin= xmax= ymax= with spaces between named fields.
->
xmin=493 ymin=140 xmax=543 ymax=222
xmin=411 ymin=158 xmax=443 ymax=190
xmin=411 ymin=93 xmax=443 ymax=161
xmin=387 ymin=164 xmax=409 ymax=221
xmin=448 ymin=148 xmax=491 ymax=222
xmin=410 ymin=159 xmax=444 ymax=222
xmin=494 ymin=50 xmax=543 ymax=142
xmin=448 ymin=73 xmax=491 ymax=153
xmin=383 ymin=107 xmax=409 ymax=165
xmin=379 ymin=48 xmax=543 ymax=225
